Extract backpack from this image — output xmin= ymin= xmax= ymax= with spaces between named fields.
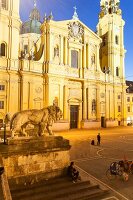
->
xmin=91 ymin=140 xmax=95 ymax=145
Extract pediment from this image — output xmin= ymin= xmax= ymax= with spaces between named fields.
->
xmin=67 ymin=98 xmax=82 ymax=103
xmin=54 ymin=19 xmax=101 ymax=41
xmin=33 ymin=97 xmax=43 ymax=101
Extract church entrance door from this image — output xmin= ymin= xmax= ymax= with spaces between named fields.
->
xmin=70 ymin=105 xmax=78 ymax=129
xmin=101 ymin=116 xmax=105 ymax=127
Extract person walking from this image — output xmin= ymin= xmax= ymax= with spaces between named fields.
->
xmin=97 ymin=133 xmax=101 ymax=146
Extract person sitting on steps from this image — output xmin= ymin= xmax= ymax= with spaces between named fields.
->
xmin=0 ymin=166 xmax=4 ymax=175
xmin=67 ymin=162 xmax=81 ymax=183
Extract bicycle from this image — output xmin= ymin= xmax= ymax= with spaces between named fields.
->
xmin=106 ymin=162 xmax=123 ymax=180
xmin=106 ymin=160 xmax=133 ymax=181
xmin=119 ymin=160 xmax=133 ymax=174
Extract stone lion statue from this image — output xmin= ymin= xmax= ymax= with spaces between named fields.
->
xmin=10 ymin=105 xmax=63 ymax=137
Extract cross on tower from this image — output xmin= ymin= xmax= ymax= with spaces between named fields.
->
xmin=34 ymin=0 xmax=37 ymax=8
xmin=73 ymin=6 xmax=77 ymax=12
xmin=72 ymin=6 xmax=79 ymax=20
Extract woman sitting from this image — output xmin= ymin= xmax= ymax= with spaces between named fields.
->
xmin=67 ymin=162 xmax=81 ymax=183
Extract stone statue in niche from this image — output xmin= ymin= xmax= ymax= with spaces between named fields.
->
xmin=92 ymin=99 xmax=96 ymax=113
xmin=91 ymin=54 xmax=95 ymax=66
xmin=54 ymin=46 xmax=59 ymax=57
xmin=10 ymin=105 xmax=62 ymax=138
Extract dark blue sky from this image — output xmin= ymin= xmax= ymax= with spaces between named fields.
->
xmin=20 ymin=0 xmax=133 ymax=80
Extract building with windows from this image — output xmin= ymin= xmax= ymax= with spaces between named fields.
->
xmin=126 ymin=81 xmax=133 ymax=125
xmin=0 ymin=0 xmax=128 ymax=130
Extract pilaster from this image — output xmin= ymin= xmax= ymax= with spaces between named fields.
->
xmin=63 ymin=85 xmax=68 ymax=120
xmin=60 ymin=36 xmax=64 ymax=65
xmin=79 ymin=49 xmax=82 ymax=78
xmin=83 ymin=44 xmax=86 ymax=69
xmin=87 ymin=85 xmax=91 ymax=120
xmin=83 ymin=83 xmax=87 ymax=120
xmin=96 ymin=86 xmax=100 ymax=120
xmin=64 ymin=37 xmax=68 ymax=65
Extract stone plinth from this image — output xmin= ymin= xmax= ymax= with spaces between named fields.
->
xmin=1 ymin=136 xmax=71 ymax=184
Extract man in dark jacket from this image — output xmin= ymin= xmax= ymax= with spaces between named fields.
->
xmin=97 ymin=133 xmax=101 ymax=146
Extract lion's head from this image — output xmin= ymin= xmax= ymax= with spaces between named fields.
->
xmin=48 ymin=105 xmax=63 ymax=121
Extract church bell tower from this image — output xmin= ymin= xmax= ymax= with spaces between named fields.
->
xmin=97 ymin=0 xmax=126 ymax=80
xmin=0 ymin=0 xmax=21 ymax=62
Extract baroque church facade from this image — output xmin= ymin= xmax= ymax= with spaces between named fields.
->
xmin=0 ymin=0 xmax=127 ymax=130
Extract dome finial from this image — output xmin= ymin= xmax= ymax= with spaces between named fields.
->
xmin=72 ymin=6 xmax=79 ymax=20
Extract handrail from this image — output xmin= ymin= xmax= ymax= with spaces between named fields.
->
xmin=0 ymin=155 xmax=12 ymax=200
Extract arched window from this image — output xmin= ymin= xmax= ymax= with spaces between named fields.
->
xmin=0 ymin=43 xmax=6 ymax=57
xmin=116 ymin=67 xmax=119 ymax=76
xmin=71 ymin=50 xmax=78 ymax=68
xmin=115 ymin=35 xmax=119 ymax=45
xmin=1 ymin=0 xmax=8 ymax=10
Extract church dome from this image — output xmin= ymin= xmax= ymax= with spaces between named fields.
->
xmin=21 ymin=19 xmax=41 ymax=34
xmin=20 ymin=1 xmax=41 ymax=34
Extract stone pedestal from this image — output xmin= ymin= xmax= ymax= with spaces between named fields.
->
xmin=1 ymin=136 xmax=71 ymax=184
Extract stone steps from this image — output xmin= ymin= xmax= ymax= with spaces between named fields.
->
xmin=0 ymin=177 xmax=4 ymax=200
xmin=10 ymin=176 xmax=109 ymax=200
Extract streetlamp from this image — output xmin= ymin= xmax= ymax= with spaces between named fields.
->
xmin=3 ymin=113 xmax=10 ymax=144
xmin=104 ymin=66 xmax=110 ymax=127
